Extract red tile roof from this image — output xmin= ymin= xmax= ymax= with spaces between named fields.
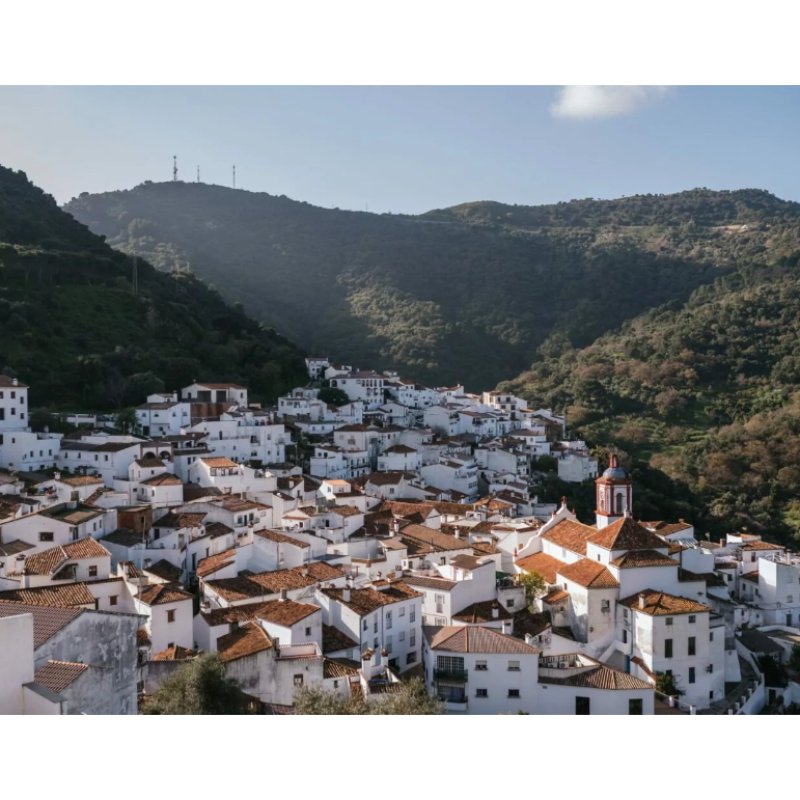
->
xmin=255 ymin=599 xmax=320 ymax=627
xmin=0 ymin=602 xmax=82 ymax=647
xmin=196 ymin=549 xmax=237 ymax=578
xmin=322 ymin=582 xmax=421 ymax=616
xmin=424 ymin=625 xmax=539 ymax=654
xmin=609 ymin=550 xmax=678 ymax=569
xmin=33 ymin=660 xmax=88 ymax=693
xmin=217 ymin=621 xmax=273 ymax=662
xmin=515 ymin=552 xmax=564 ymax=584
xmin=558 ymin=558 xmax=619 ymax=589
xmin=0 ymin=582 xmax=95 ymax=607
xmin=541 ymin=518 xmax=597 ymax=556
xmin=620 ymin=590 xmax=710 ymax=616
xmin=588 ymin=517 xmax=668 ymax=552
xmin=137 ymin=584 xmax=192 ymax=606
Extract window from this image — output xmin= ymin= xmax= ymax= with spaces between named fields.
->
xmin=665 ymin=617 xmax=673 ymax=626
xmin=475 ymin=660 xmax=488 ymax=671
xmin=363 ymin=619 xmax=368 ymax=631
xmin=293 ymin=674 xmax=304 ymax=687
xmin=688 ymin=636 xmax=696 ymax=656
xmin=688 ymin=667 xmax=696 ymax=684
xmin=386 ymin=610 xmax=392 ymax=629
xmin=406 ymin=651 xmax=417 ymax=664
xmin=664 ymin=639 xmax=673 ymax=659
xmin=710 ymin=631 xmax=714 ymax=642
xmin=434 ymin=593 xmax=445 ymax=614
xmin=409 ymin=631 xmax=416 ymax=647
xmin=689 ymin=615 xmax=696 ymax=624
xmin=507 ymin=598 xmax=515 ymax=608
xmin=373 ymin=619 xmax=378 ymax=633
xmin=88 ymin=566 xmax=98 ymax=578
xmin=167 ymin=609 xmax=176 ymax=623
xmin=507 ymin=689 xmax=520 ymax=698
xmin=399 ymin=631 xmax=405 ymax=642
xmin=507 ymin=660 xmax=520 ymax=672
xmin=476 ymin=688 xmax=488 ymax=698
xmin=110 ymin=595 xmax=118 ymax=606
xmin=39 ymin=532 xmax=54 ymax=542
xmin=399 ymin=606 xmax=405 ymax=617
xmin=305 ymin=627 xmax=312 ymax=636
xmin=575 ymin=696 xmax=591 ymax=715
xmin=708 ymin=663 xmax=714 ymax=673
xmin=629 ymin=699 xmax=643 ymax=715
xmin=410 ymin=609 xmax=416 ymax=623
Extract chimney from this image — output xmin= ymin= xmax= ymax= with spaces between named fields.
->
xmin=638 ymin=592 xmax=646 ymax=609
xmin=343 ymin=587 xmax=351 ymax=602
xmin=501 ymin=619 xmax=512 ymax=636
xmin=279 ymin=588 xmax=288 ymax=602
xmin=491 ymin=605 xmax=499 ymax=620
xmin=524 ymin=633 xmax=534 ymax=646
xmin=12 ymin=378 xmax=18 ymax=387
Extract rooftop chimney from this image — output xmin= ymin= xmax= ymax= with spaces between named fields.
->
xmin=343 ymin=587 xmax=351 ymax=602
xmin=638 ymin=592 xmax=646 ymax=609
xmin=501 ymin=619 xmax=512 ymax=636
xmin=279 ymin=588 xmax=288 ymax=602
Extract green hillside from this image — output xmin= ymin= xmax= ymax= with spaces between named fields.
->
xmin=0 ymin=166 xmax=307 ymax=410
xmin=64 ymin=184 xmax=800 ymax=390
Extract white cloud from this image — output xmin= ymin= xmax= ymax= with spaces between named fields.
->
xmin=551 ymin=85 xmax=670 ymax=119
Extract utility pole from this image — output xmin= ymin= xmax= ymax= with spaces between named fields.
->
xmin=173 ymin=155 xmax=178 ymax=182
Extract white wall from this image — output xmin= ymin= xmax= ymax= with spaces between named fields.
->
xmin=0 ymin=613 xmax=34 ymax=714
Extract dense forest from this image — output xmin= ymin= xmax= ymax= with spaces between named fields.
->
xmin=64 ymin=184 xmax=800 ymax=390
xmin=0 ymin=166 xmax=307 ymax=410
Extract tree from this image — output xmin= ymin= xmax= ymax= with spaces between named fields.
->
xmin=318 ymin=386 xmax=350 ymax=407
xmin=143 ymin=654 xmax=248 ymax=714
xmin=114 ymin=407 xmax=137 ymax=434
xmin=294 ymin=678 xmax=442 ymax=715
xmin=655 ymin=671 xmax=684 ymax=698
xmin=517 ymin=571 xmax=547 ymax=611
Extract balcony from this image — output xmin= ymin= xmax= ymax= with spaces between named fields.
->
xmin=434 ymin=667 xmax=468 ymax=682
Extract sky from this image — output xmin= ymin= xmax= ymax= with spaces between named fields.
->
xmin=1 ymin=85 xmax=799 ymax=214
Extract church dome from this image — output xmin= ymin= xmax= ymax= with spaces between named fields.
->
xmin=601 ymin=454 xmax=628 ymax=480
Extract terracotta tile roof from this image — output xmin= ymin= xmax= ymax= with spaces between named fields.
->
xmin=540 ymin=660 xmax=652 ymax=691
xmin=206 ymin=563 xmax=344 ymax=601
xmin=143 ymin=559 xmax=183 ymax=583
xmin=332 ymin=505 xmax=363 ymax=517
xmin=383 ymin=500 xmax=437 ymax=519
xmin=217 ymin=621 xmax=273 ymax=663
xmin=183 ymin=486 xmax=223 ymax=501
xmin=196 ymin=549 xmax=237 ymax=578
xmin=403 ymin=574 xmax=458 ymax=590
xmin=152 ymin=645 xmax=197 ymax=661
xmin=255 ymin=599 xmax=320 ymax=627
xmin=254 ymin=529 xmax=310 ymax=548
xmin=200 ymin=601 xmax=271 ymax=627
xmin=399 ymin=523 xmax=470 ymax=552
xmin=23 ymin=546 xmax=67 ymax=576
xmin=587 ymin=517 xmax=668 ymax=552
xmin=741 ymin=540 xmax=783 ymax=551
xmin=201 ymin=457 xmax=240 ymax=469
xmin=322 ymin=624 xmax=358 ymax=654
xmin=450 ymin=554 xmax=485 ymax=571
xmin=558 ymin=558 xmax=619 ymax=589
xmin=541 ymin=518 xmax=597 ymax=556
xmin=610 ymin=549 xmax=678 ymax=569
xmin=472 ymin=541 xmax=498 ymax=556
xmin=452 ymin=600 xmax=511 ymax=624
xmin=322 ymin=582 xmax=421 ymax=616
xmin=542 ymin=589 xmax=569 ymax=604
xmin=33 ymin=660 xmax=89 ymax=693
xmin=58 ymin=475 xmax=104 ymax=487
xmin=515 ymin=552 xmax=563 ymax=584
xmin=205 ymin=522 xmax=235 ymax=539
xmin=140 ymin=473 xmax=183 ymax=487
xmin=102 ymin=528 xmax=145 ymax=547
xmin=137 ymin=584 xmax=192 ymax=606
xmin=512 ymin=609 xmax=550 ymax=638
xmin=0 ymin=602 xmax=82 ymax=647
xmin=0 ymin=582 xmax=95 ymax=607
xmin=424 ymin=625 xmax=539 ymax=654
xmin=620 ymin=589 xmax=710 ymax=616
xmin=643 ymin=520 xmax=693 ymax=537
xmin=323 ymin=657 xmax=360 ymax=679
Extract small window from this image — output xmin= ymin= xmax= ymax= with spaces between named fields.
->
xmin=399 ymin=606 xmax=405 ymax=617
xmin=665 ymin=617 xmax=673 ymax=626
xmin=688 ymin=636 xmax=696 ymax=656
xmin=628 ymin=698 xmax=643 ymax=715
xmin=507 ymin=598 xmax=515 ymax=608
xmin=39 ymin=532 xmax=54 ymax=542
xmin=167 ymin=609 xmax=176 ymax=623
xmin=689 ymin=667 xmax=696 ymax=684
xmin=475 ymin=660 xmax=488 ymax=671
xmin=293 ymin=674 xmax=304 ymax=687
xmin=476 ymin=688 xmax=488 ymax=698
xmin=305 ymin=627 xmax=312 ymax=637
xmin=110 ymin=595 xmax=118 ymax=606
xmin=664 ymin=639 xmax=673 ymax=659
xmin=576 ymin=696 xmax=591 ymax=715
xmin=507 ymin=689 xmax=520 ymax=698
xmin=88 ymin=566 xmax=98 ymax=578
xmin=689 ymin=615 xmax=696 ymax=624
xmin=508 ymin=660 xmax=521 ymax=672
xmin=710 ymin=631 xmax=714 ymax=642
xmin=708 ymin=663 xmax=714 ymax=673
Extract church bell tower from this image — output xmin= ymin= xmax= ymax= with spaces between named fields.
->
xmin=595 ymin=454 xmax=632 ymax=529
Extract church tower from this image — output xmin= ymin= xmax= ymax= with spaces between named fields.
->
xmin=595 ymin=454 xmax=632 ymax=529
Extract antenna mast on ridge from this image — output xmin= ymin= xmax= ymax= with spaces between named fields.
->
xmin=173 ymin=155 xmax=178 ymax=182
xmin=232 ymin=165 xmax=236 ymax=189
xmin=197 ymin=165 xmax=200 ymax=183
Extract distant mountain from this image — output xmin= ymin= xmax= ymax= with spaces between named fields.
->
xmin=64 ymin=184 xmax=800 ymax=390
xmin=0 ymin=166 xmax=307 ymax=410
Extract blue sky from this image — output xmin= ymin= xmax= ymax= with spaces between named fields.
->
xmin=1 ymin=85 xmax=798 ymax=213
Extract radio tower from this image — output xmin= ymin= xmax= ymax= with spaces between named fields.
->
xmin=173 ymin=155 xmax=178 ymax=182
xmin=232 ymin=165 xmax=236 ymax=189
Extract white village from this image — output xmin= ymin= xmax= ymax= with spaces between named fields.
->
xmin=1 ymin=362 xmax=798 ymax=715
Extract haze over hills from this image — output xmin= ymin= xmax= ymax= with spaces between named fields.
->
xmin=63 ymin=183 xmax=800 ymax=390
xmin=0 ymin=166 xmax=307 ymax=410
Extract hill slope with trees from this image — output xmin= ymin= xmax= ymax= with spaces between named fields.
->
xmin=64 ymin=185 xmax=800 ymax=390
xmin=0 ymin=165 xmax=307 ymax=410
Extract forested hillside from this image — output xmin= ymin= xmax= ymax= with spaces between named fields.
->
xmin=0 ymin=166 xmax=306 ymax=410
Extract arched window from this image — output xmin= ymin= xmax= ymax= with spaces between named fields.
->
xmin=615 ymin=492 xmax=624 ymax=516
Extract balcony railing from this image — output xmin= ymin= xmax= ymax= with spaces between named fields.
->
xmin=434 ymin=668 xmax=468 ymax=682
